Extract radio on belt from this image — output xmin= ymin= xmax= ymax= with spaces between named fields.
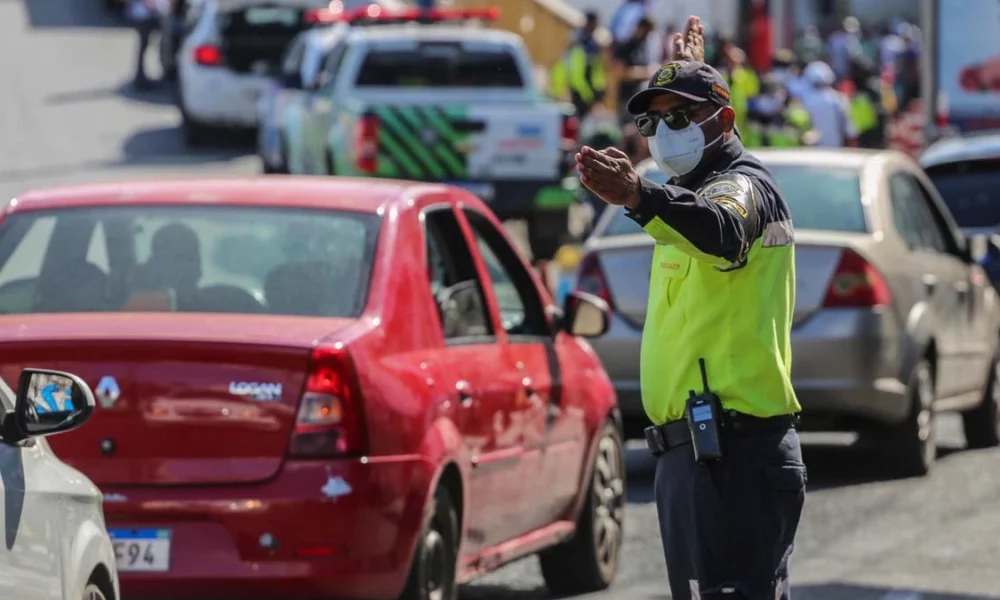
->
xmin=685 ymin=358 xmax=724 ymax=463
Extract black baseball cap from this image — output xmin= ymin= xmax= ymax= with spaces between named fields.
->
xmin=626 ymin=61 xmax=732 ymax=115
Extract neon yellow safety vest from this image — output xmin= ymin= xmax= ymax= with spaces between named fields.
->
xmin=632 ymin=140 xmax=801 ymax=424
xmin=550 ymin=45 xmax=607 ymax=103
xmin=850 ymin=93 xmax=879 ymax=133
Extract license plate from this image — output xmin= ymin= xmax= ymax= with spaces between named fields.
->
xmin=109 ymin=528 xmax=172 ymax=572
xmin=446 ymin=182 xmax=495 ymax=202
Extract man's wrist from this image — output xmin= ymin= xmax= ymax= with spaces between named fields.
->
xmin=623 ymin=179 xmax=643 ymax=211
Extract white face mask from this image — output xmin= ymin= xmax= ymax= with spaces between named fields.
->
xmin=648 ymin=107 xmax=724 ymax=178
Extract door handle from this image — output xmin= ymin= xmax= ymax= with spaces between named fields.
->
xmin=456 ymin=380 xmax=475 ymax=407
xmin=921 ymin=274 xmax=938 ymax=295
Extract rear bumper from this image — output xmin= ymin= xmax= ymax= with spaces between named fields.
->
xmin=792 ymin=307 xmax=908 ymax=428
xmin=590 ymin=307 xmax=909 ymax=431
xmin=107 ymin=456 xmax=435 ymax=600
xmin=179 ymin=60 xmax=270 ymax=128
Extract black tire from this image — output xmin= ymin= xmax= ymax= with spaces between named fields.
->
xmin=399 ymin=487 xmax=459 ymax=600
xmin=884 ymin=359 xmax=936 ymax=477
xmin=84 ymin=582 xmax=108 ymax=600
xmin=527 ymin=210 xmax=570 ymax=262
xmin=539 ymin=421 xmax=625 ymax=595
xmin=962 ymin=351 xmax=1000 ymax=449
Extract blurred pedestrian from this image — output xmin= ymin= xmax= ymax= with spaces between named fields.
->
xmin=576 ymin=15 xmax=805 ymax=598
xmin=550 ymin=11 xmax=608 ymax=118
xmin=800 ymin=61 xmax=857 ymax=147
xmin=794 ymin=25 xmax=824 ymax=64
xmin=612 ymin=16 xmax=656 ymax=123
xmin=827 ymin=16 xmax=864 ymax=80
xmin=772 ymin=48 xmax=809 ymax=100
xmin=608 ymin=0 xmax=648 ymax=44
xmin=717 ymin=45 xmax=759 ymax=137
xmin=127 ymin=0 xmax=163 ymax=89
xmin=845 ymin=56 xmax=884 ymax=148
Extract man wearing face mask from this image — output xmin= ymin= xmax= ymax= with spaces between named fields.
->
xmin=575 ymin=15 xmax=805 ymax=600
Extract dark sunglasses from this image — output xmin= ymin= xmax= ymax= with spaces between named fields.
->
xmin=634 ymin=102 xmax=714 ymax=137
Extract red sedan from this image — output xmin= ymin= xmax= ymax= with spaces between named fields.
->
xmin=0 ymin=178 xmax=624 ymax=600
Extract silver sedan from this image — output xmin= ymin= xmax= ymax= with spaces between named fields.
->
xmin=578 ymin=148 xmax=1000 ymax=476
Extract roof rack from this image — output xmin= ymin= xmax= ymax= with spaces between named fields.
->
xmin=305 ymin=3 xmax=500 ymax=25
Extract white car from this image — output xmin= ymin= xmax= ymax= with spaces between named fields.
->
xmin=176 ymin=0 xmax=331 ymax=146
xmin=0 ymin=368 xmax=119 ymax=600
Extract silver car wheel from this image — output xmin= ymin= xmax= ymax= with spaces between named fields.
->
xmin=592 ymin=434 xmax=625 ymax=572
xmin=915 ymin=362 xmax=936 ymax=463
xmin=84 ymin=583 xmax=107 ymax=600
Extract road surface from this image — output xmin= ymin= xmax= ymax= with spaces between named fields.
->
xmin=3 ymin=3 xmax=1000 ymax=599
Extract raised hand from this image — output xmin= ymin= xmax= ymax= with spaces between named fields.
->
xmin=670 ymin=15 xmax=705 ymax=63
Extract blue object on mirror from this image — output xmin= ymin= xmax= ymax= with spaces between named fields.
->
xmin=38 ymin=383 xmax=74 ymax=414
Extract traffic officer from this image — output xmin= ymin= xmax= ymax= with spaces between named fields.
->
xmin=550 ymin=11 xmax=608 ymax=118
xmin=575 ymin=15 xmax=806 ymax=600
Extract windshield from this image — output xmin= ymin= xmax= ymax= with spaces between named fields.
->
xmin=926 ymin=159 xmax=1000 ymax=229
xmin=598 ymin=163 xmax=864 ymax=237
xmin=355 ymin=44 xmax=524 ymax=88
xmin=0 ymin=206 xmax=379 ymax=317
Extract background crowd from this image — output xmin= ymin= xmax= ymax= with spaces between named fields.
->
xmin=551 ymin=1 xmax=926 ymax=165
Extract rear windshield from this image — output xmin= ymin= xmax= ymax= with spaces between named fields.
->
xmin=355 ymin=44 xmax=524 ymax=88
xmin=219 ymin=6 xmax=319 ymax=74
xmin=926 ymin=159 xmax=1000 ymax=229
xmin=0 ymin=206 xmax=380 ymax=317
xmin=597 ymin=164 xmax=865 ymax=237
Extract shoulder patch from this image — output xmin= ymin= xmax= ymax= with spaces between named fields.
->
xmin=710 ymin=196 xmax=749 ymax=218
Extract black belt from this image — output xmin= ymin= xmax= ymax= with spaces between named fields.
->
xmin=647 ymin=411 xmax=799 ymax=454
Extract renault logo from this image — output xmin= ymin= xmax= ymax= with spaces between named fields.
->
xmin=95 ymin=376 xmax=120 ymax=409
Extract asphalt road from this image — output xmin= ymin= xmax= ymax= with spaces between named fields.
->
xmin=4 ymin=3 xmax=1000 ymax=600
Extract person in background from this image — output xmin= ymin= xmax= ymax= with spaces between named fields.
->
xmin=659 ymin=21 xmax=678 ymax=63
xmin=772 ymin=48 xmax=809 ymax=100
xmin=550 ymin=11 xmax=608 ymax=119
xmin=745 ymin=73 xmax=814 ymax=148
xmin=879 ymin=20 xmax=906 ymax=73
xmin=127 ymin=0 xmax=163 ymax=89
xmin=896 ymin=22 xmax=922 ymax=110
xmin=608 ymin=0 xmax=648 ymax=44
xmin=845 ymin=56 xmax=884 ymax=148
xmin=827 ymin=16 xmax=864 ymax=81
xmin=717 ymin=45 xmax=759 ymax=137
xmin=613 ymin=17 xmax=656 ymax=124
xmin=800 ymin=61 xmax=857 ymax=148
xmin=794 ymin=25 xmax=825 ymax=64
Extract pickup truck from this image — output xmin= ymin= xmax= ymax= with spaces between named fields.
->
xmin=295 ymin=13 xmax=579 ymax=260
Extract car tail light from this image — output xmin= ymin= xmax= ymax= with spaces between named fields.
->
xmin=194 ymin=44 xmax=223 ymax=67
xmin=575 ymin=252 xmax=614 ymax=309
xmin=822 ymin=249 xmax=892 ymax=308
xmin=354 ymin=113 xmax=379 ymax=174
xmin=288 ymin=346 xmax=367 ymax=458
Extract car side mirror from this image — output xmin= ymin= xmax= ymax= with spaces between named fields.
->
xmin=562 ymin=290 xmax=609 ymax=337
xmin=10 ymin=369 xmax=95 ymax=442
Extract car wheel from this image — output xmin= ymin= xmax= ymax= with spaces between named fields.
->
xmin=886 ymin=359 xmax=936 ymax=477
xmin=83 ymin=583 xmax=108 ymax=600
xmin=962 ymin=351 xmax=1000 ymax=449
xmin=539 ymin=421 xmax=625 ymax=594
xmin=399 ymin=486 xmax=458 ymax=600
xmin=183 ymin=116 xmax=211 ymax=148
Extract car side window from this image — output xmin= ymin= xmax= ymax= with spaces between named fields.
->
xmin=280 ymin=35 xmax=307 ymax=77
xmin=463 ymin=210 xmax=550 ymax=339
xmin=423 ymin=208 xmax=493 ymax=342
xmin=316 ymin=44 xmax=347 ymax=91
xmin=910 ymin=176 xmax=961 ymax=255
xmin=890 ymin=173 xmax=944 ymax=252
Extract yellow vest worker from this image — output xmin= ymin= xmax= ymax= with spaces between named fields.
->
xmin=550 ymin=38 xmax=607 ymax=117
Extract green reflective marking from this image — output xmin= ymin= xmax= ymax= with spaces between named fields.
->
xmin=375 ymin=107 xmax=446 ymax=179
xmin=376 ymin=153 xmax=400 ymax=178
xmin=376 ymin=128 xmax=422 ymax=179
xmin=398 ymin=106 xmax=465 ymax=179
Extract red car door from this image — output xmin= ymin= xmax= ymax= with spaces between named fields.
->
xmin=421 ymin=205 xmax=526 ymax=553
xmin=461 ymin=208 xmax=588 ymax=534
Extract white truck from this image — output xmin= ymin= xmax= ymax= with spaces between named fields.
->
xmin=294 ymin=8 xmax=580 ymax=259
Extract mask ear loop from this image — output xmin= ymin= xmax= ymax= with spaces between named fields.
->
xmin=696 ymin=106 xmax=727 ymax=150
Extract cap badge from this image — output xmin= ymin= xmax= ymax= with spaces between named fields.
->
xmin=654 ymin=63 xmax=680 ymax=86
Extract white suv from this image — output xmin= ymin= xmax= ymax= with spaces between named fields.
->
xmin=0 ymin=368 xmax=119 ymax=600
xmin=176 ymin=0 xmax=331 ymax=146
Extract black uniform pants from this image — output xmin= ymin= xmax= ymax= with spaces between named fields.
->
xmin=654 ymin=425 xmax=806 ymax=599
xmin=133 ymin=16 xmax=158 ymax=84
